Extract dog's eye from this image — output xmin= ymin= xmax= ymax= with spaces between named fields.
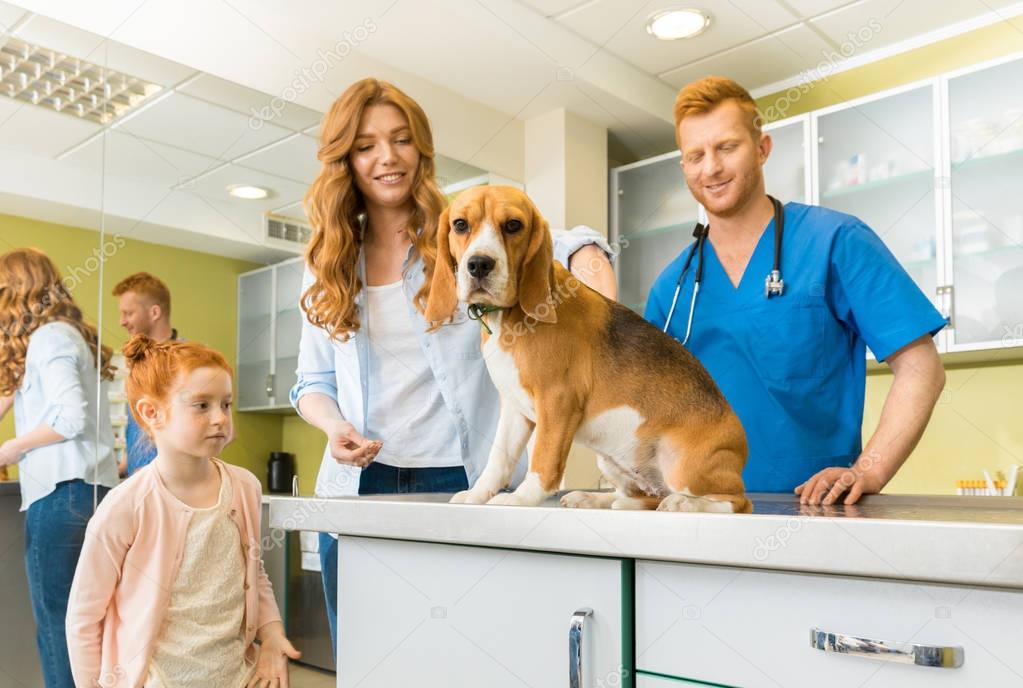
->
xmin=504 ymin=219 xmax=523 ymax=233
xmin=452 ymin=218 xmax=469 ymax=234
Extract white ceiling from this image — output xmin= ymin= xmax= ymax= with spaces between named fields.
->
xmin=0 ymin=0 xmax=1021 ymax=262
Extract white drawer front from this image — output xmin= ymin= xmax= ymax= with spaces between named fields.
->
xmin=340 ymin=537 xmax=626 ymax=688
xmin=637 ymin=561 xmax=1022 ymax=688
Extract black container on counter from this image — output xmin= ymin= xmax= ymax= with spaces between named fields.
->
xmin=267 ymin=451 xmax=295 ymax=494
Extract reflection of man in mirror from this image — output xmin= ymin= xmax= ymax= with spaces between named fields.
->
xmin=112 ymin=272 xmax=179 ymax=476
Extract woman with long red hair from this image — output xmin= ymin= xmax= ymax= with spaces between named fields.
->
xmin=292 ymin=77 xmax=615 ymax=651
xmin=0 ymin=247 xmax=119 ymax=688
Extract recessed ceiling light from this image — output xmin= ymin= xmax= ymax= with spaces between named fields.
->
xmin=646 ymin=8 xmax=711 ymax=40
xmin=227 ymin=184 xmax=270 ymax=200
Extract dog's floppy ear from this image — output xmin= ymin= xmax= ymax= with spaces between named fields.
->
xmin=517 ymin=202 xmax=557 ymax=324
xmin=425 ymin=206 xmax=459 ymax=326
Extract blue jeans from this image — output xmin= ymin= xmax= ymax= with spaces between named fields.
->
xmin=25 ymin=479 xmax=110 ymax=688
xmin=319 ymin=463 xmax=469 ymax=656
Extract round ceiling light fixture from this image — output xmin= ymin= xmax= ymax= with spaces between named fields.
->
xmin=646 ymin=8 xmax=712 ymax=40
xmin=227 ymin=184 xmax=270 ymax=200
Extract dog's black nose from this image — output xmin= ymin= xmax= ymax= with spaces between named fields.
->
xmin=467 ymin=255 xmax=495 ymax=279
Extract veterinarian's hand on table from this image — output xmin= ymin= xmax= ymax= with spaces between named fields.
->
xmin=795 ymin=465 xmax=884 ymax=506
xmin=326 ymin=419 xmax=381 ymax=468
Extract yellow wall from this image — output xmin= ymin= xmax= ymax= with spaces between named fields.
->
xmin=282 ymin=415 xmax=325 ymax=495
xmin=755 ymin=19 xmax=1023 ymax=494
xmin=0 ymin=213 xmax=282 ymax=487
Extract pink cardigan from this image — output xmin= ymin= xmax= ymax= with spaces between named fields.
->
xmin=66 ymin=459 xmax=282 ymax=688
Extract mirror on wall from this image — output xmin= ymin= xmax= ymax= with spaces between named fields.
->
xmin=0 ymin=7 xmax=111 ymax=687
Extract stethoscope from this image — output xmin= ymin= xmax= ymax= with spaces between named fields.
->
xmin=663 ymin=195 xmax=786 ymax=346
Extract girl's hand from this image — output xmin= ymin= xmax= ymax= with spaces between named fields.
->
xmin=247 ymin=624 xmax=301 ymax=688
xmin=326 ymin=419 xmax=382 ymax=467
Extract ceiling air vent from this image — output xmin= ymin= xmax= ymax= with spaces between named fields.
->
xmin=264 ymin=212 xmax=313 ymax=254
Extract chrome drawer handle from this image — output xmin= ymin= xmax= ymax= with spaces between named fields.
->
xmin=569 ymin=608 xmax=593 ymax=688
xmin=810 ymin=627 xmax=963 ymax=668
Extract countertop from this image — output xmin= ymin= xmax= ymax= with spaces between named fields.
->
xmin=269 ymin=492 xmax=1023 ymax=589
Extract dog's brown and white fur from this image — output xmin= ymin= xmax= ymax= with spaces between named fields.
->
xmin=425 ymin=186 xmax=752 ymax=513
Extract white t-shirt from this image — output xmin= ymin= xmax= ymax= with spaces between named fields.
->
xmin=363 ymin=280 xmax=462 ymax=469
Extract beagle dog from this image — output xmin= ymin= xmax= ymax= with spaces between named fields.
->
xmin=425 ymin=186 xmax=751 ymax=513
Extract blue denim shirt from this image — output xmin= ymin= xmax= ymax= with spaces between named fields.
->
xmin=290 ymin=227 xmax=613 ymax=498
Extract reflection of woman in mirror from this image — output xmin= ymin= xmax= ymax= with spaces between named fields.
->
xmin=0 ymin=247 xmax=120 ymax=688
xmin=294 ymin=78 xmax=614 ymax=651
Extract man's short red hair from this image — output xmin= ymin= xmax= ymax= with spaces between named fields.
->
xmin=113 ymin=272 xmax=171 ymax=318
xmin=673 ymin=76 xmax=763 ymax=148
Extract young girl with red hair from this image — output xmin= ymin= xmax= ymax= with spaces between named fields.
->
xmin=66 ymin=335 xmax=299 ymax=688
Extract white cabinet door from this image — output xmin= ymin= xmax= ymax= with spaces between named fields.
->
xmin=946 ymin=55 xmax=1023 ymax=349
xmin=816 ymin=85 xmax=941 ymax=312
xmin=237 ymin=267 xmax=274 ymax=409
xmin=272 ymin=258 xmax=304 ymax=407
xmin=636 ymin=561 xmax=1022 ymax=688
xmin=764 ymin=116 xmax=809 ymax=204
xmin=339 ymin=537 xmax=627 ymax=688
xmin=613 ymin=152 xmax=700 ymax=315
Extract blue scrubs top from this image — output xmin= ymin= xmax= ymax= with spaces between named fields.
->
xmin=645 ymin=202 xmax=946 ymax=493
xmin=125 ymin=412 xmax=157 ymax=476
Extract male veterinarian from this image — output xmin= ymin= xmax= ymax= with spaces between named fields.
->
xmin=644 ymin=76 xmax=947 ymax=506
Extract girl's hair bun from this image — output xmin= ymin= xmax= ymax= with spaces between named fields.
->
xmin=122 ymin=334 xmax=157 ymax=365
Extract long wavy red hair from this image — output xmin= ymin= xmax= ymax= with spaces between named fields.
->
xmin=0 ymin=247 xmax=114 ymax=395
xmin=302 ymin=78 xmax=446 ymax=342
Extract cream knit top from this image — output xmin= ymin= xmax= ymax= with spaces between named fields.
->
xmin=145 ymin=464 xmax=254 ymax=688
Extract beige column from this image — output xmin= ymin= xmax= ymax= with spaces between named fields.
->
xmin=523 ymin=108 xmax=608 ymax=490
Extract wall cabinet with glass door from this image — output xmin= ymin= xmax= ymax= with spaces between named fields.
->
xmin=611 ymin=52 xmax=1023 ymax=359
xmin=237 ymin=256 xmax=305 ymax=412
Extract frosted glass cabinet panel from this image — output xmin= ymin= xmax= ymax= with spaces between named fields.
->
xmin=947 ymin=56 xmax=1023 ymax=348
xmin=764 ymin=116 xmax=808 ymax=204
xmin=614 ymin=152 xmax=699 ymax=314
xmin=273 ymin=258 xmax=305 ymax=406
xmin=816 ymin=85 xmax=940 ymax=309
xmin=237 ymin=268 xmax=274 ymax=409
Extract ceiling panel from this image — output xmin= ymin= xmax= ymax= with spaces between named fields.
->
xmin=117 ymin=92 xmax=292 ymax=161
xmin=0 ymin=1 xmax=26 ymax=30
xmin=186 ymin=163 xmax=309 ymax=210
xmin=661 ymin=24 xmax=834 ymax=90
xmin=518 ymin=0 xmax=595 ymax=17
xmin=782 ymin=0 xmax=859 ymax=16
xmin=179 ymin=73 xmax=322 ymax=132
xmin=557 ymin=0 xmax=796 ymax=75
xmin=236 ymin=133 xmax=320 ymax=184
xmin=13 ymin=12 xmax=197 ymax=86
xmin=353 ymin=1 xmax=554 ymax=116
xmin=809 ymin=0 xmax=1018 ymax=53
xmin=0 ymin=98 xmax=101 ymax=157
xmin=102 ymin=42 xmax=198 ymax=87
xmin=63 ymin=131 xmax=220 ymax=187
xmin=13 ymin=13 xmax=102 ymax=60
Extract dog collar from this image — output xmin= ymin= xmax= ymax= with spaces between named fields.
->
xmin=467 ymin=303 xmax=506 ymax=334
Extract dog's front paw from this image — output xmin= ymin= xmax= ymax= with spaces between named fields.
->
xmin=561 ymin=490 xmax=616 ymax=509
xmin=487 ymin=490 xmax=545 ymax=507
xmin=450 ymin=488 xmax=496 ymax=504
